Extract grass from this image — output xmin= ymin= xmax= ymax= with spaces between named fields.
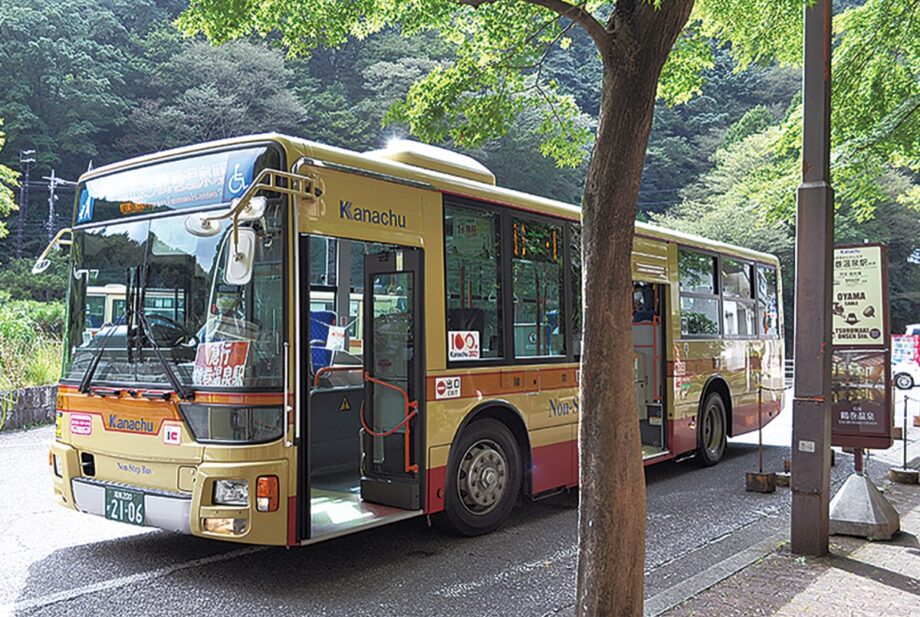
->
xmin=0 ymin=300 xmax=64 ymax=391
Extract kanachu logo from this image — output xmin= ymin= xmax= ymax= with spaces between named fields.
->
xmin=108 ymin=414 xmax=155 ymax=434
xmin=339 ymin=200 xmax=407 ymax=229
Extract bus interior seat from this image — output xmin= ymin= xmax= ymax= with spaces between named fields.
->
xmin=310 ymin=310 xmax=337 ymax=371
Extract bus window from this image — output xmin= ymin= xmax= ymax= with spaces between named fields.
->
xmin=512 ymin=216 xmax=565 ymax=358
xmin=444 ymin=204 xmax=503 ymax=360
xmin=721 ymin=258 xmax=755 ymax=337
xmin=679 ymin=248 xmax=720 ymax=336
xmin=756 ymin=265 xmax=780 ymax=337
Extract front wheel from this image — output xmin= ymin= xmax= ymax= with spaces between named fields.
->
xmin=895 ymin=373 xmax=914 ymax=390
xmin=442 ymin=418 xmax=521 ymax=536
xmin=697 ymin=392 xmax=727 ymax=467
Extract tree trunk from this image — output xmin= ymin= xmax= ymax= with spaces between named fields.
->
xmin=576 ymin=2 xmax=694 ymax=616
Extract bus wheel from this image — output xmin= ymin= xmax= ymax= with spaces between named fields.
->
xmin=697 ymin=392 xmax=727 ymax=467
xmin=443 ymin=419 xmax=521 ymax=536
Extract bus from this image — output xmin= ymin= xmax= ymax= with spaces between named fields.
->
xmin=42 ymin=134 xmax=784 ymax=545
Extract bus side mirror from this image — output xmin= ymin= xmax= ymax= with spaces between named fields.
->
xmin=223 ymin=227 xmax=256 ymax=286
xmin=32 ymin=227 xmax=73 ymax=274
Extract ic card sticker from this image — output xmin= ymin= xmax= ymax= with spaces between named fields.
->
xmin=163 ymin=422 xmax=182 ymax=446
xmin=70 ymin=413 xmax=93 ymax=436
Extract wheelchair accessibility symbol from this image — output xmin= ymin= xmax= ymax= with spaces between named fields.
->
xmin=227 ymin=163 xmax=247 ymax=195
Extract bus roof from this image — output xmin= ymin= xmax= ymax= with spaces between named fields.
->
xmin=79 ymin=133 xmax=780 ymax=266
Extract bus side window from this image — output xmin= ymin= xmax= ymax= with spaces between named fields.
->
xmin=678 ymin=249 xmax=721 ymax=337
xmin=444 ymin=203 xmax=503 ymax=360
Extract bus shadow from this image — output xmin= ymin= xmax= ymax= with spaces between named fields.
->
xmin=14 ymin=494 xmax=581 ymax=613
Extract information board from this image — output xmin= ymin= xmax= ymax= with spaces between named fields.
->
xmin=830 ymin=244 xmax=892 ymax=449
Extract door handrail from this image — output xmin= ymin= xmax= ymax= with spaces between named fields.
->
xmin=360 ymin=371 xmax=419 ymax=473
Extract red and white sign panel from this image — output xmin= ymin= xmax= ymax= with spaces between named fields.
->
xmin=435 ymin=376 xmax=462 ymax=400
xmin=448 ymin=331 xmax=480 ymax=361
xmin=70 ymin=413 xmax=92 ymax=436
xmin=193 ymin=341 xmax=250 ymax=387
xmin=162 ymin=422 xmax=182 ymax=446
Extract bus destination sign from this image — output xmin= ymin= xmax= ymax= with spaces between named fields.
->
xmin=77 ymin=146 xmax=269 ymax=224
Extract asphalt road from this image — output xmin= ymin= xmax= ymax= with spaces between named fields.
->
xmin=1 ymin=398 xmax=908 ymax=617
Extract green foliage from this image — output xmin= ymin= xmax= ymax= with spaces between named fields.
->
xmin=180 ymin=0 xmax=597 ymax=167
xmin=118 ymin=39 xmax=308 ymax=153
xmin=0 ymin=256 xmax=68 ymax=302
xmin=0 ymin=120 xmax=18 ymax=238
xmin=0 ymin=299 xmax=65 ymax=389
xmin=723 ymin=105 xmax=774 ymax=147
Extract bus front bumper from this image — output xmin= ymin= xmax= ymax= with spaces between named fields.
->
xmin=71 ymin=477 xmax=192 ymax=534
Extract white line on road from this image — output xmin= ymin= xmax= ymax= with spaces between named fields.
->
xmin=434 ymin=544 xmax=578 ymax=599
xmin=0 ymin=545 xmax=268 ymax=616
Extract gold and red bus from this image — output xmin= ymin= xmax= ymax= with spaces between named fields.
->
xmin=42 ymin=134 xmax=783 ymax=545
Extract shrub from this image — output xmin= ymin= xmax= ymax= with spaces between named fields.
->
xmin=0 ymin=299 xmax=65 ymax=389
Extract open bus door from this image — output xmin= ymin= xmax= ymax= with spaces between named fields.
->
xmin=298 ymin=238 xmax=424 ymax=543
xmin=360 ymin=248 xmax=425 ymax=510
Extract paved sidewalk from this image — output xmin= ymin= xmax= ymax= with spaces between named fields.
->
xmin=662 ymin=477 xmax=920 ymax=616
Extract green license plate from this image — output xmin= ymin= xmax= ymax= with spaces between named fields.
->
xmin=105 ymin=487 xmax=145 ymax=526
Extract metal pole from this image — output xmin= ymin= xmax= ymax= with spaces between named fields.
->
xmin=45 ymin=169 xmax=56 ymax=242
xmin=791 ymin=0 xmax=834 ymax=557
xmin=758 ymin=385 xmax=764 ymax=474
xmin=16 ymin=150 xmax=35 ymax=259
xmin=905 ymin=395 xmax=909 ymax=471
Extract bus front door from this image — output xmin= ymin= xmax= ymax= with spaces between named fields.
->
xmin=360 ymin=248 xmax=425 ymax=510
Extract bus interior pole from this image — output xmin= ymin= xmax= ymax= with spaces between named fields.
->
xmin=791 ymin=0 xmax=834 ymax=557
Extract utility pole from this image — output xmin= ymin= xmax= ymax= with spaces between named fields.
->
xmin=42 ymin=169 xmax=77 ymax=242
xmin=791 ymin=0 xmax=834 ymax=556
xmin=17 ymin=149 xmax=35 ymax=259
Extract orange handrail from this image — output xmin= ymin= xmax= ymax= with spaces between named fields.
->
xmin=359 ymin=371 xmax=419 ymax=474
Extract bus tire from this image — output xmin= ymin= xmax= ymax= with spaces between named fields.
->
xmin=442 ymin=418 xmax=521 ymax=536
xmin=697 ymin=392 xmax=727 ymax=467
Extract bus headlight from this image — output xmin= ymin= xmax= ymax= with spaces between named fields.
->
xmin=213 ymin=479 xmax=249 ymax=506
xmin=179 ymin=404 xmax=284 ymax=444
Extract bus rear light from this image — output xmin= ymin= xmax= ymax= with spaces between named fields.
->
xmin=256 ymin=476 xmax=279 ymax=512
xmin=52 ymin=452 xmax=63 ymax=477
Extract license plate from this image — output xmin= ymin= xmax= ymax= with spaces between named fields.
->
xmin=105 ymin=487 xmax=145 ymax=526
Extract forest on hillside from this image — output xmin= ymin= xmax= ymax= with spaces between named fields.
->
xmin=0 ymin=0 xmax=917 ymax=332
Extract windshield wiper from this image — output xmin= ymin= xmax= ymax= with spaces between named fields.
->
xmin=79 ymin=266 xmax=138 ymax=394
xmin=78 ymin=315 xmax=126 ymax=394
xmin=135 ymin=307 xmax=193 ymax=401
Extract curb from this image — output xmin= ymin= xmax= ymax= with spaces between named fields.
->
xmin=643 ymin=531 xmax=785 ymax=616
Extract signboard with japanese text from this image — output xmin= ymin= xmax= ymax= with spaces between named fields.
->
xmin=831 ymin=243 xmax=892 ymax=449
xmin=832 ymin=245 xmax=887 ymax=346
xmin=192 ymin=341 xmax=250 ymax=387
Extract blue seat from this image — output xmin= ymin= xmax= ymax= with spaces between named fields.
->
xmin=310 ymin=310 xmax=337 ymax=372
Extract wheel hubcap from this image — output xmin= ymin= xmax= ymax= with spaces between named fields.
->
xmin=457 ymin=439 xmax=507 ymax=515
xmin=704 ymin=403 xmax=724 ymax=455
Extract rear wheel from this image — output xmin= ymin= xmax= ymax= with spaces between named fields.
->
xmin=442 ymin=419 xmax=521 ymax=536
xmin=697 ymin=392 xmax=727 ymax=466
xmin=895 ymin=372 xmax=914 ymax=390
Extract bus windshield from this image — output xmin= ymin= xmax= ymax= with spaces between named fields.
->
xmin=63 ymin=207 xmax=285 ymax=390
